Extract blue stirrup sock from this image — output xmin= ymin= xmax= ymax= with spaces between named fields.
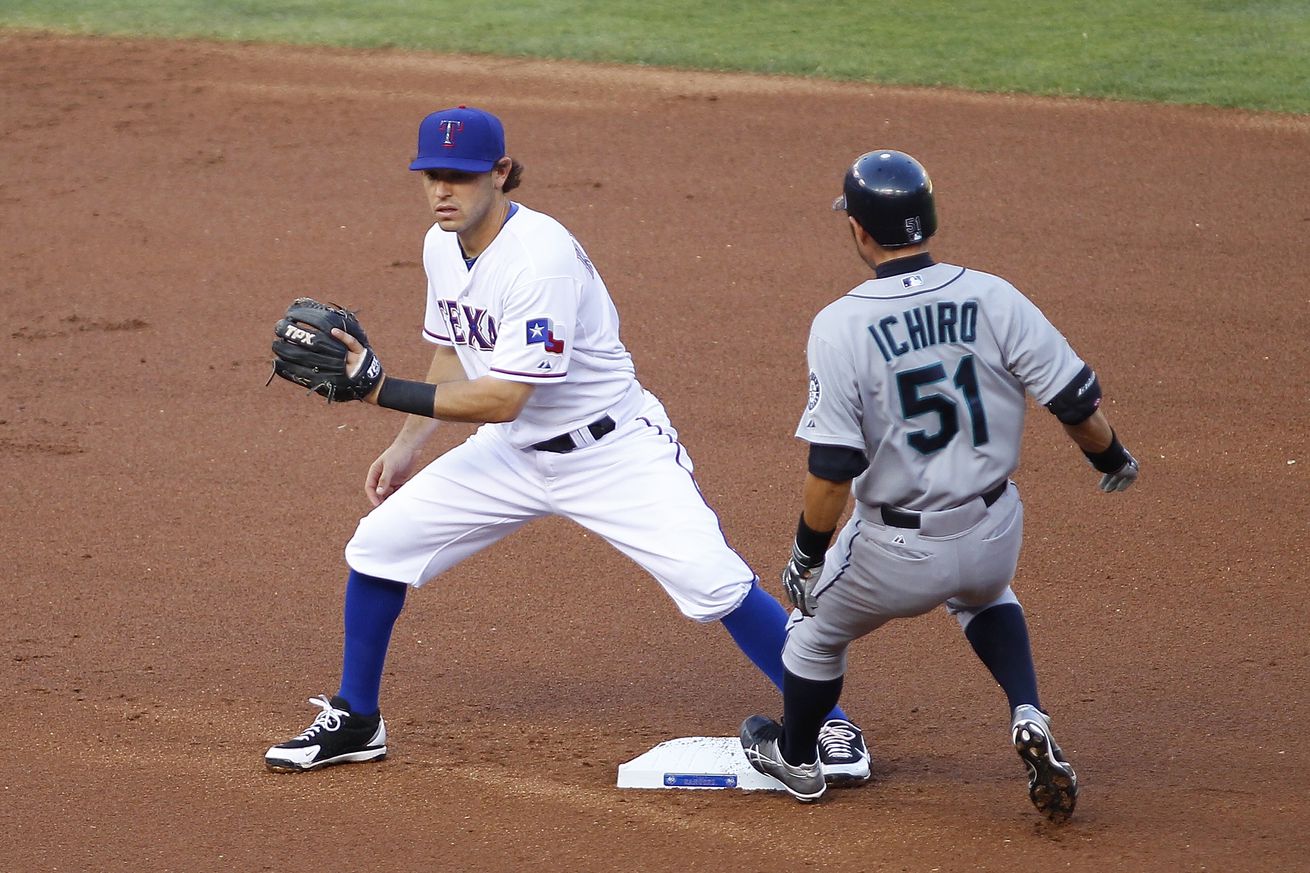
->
xmin=964 ymin=602 xmax=1041 ymax=713
xmin=719 ymin=579 xmax=848 ymax=722
xmin=336 ymin=569 xmax=408 ymax=717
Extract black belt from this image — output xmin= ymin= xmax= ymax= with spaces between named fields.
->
xmin=532 ymin=415 xmax=616 ymax=453
xmin=879 ymin=481 xmax=1008 ymax=529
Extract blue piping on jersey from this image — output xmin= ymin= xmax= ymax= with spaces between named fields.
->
xmin=847 ymin=266 xmax=968 ymax=301
xmin=489 ymin=366 xmax=566 ymax=379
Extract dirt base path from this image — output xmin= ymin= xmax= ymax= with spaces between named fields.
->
xmin=2 ymin=31 xmax=1307 ymax=873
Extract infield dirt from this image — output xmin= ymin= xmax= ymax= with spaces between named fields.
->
xmin=2 ymin=31 xmax=1307 ymax=873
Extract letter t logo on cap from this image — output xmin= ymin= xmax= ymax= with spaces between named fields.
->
xmin=439 ymin=119 xmax=464 ymax=146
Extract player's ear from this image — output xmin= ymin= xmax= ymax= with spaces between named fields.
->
xmin=847 ymin=215 xmax=871 ymax=244
xmin=491 ymin=157 xmax=512 ymax=190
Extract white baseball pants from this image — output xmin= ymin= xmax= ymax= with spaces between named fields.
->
xmin=345 ymin=391 xmax=756 ymax=622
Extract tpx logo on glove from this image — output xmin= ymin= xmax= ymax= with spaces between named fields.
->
xmin=283 ymin=325 xmax=316 ymax=346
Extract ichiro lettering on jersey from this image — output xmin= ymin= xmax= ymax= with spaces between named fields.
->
xmin=422 ymin=204 xmax=640 ymax=447
xmin=799 ymin=261 xmax=1085 ymax=511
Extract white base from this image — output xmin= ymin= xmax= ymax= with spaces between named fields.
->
xmin=616 ymin=736 xmax=784 ymax=791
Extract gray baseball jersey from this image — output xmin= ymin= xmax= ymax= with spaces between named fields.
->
xmin=797 ymin=259 xmax=1085 ymax=511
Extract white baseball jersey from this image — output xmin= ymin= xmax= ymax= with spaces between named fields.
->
xmin=797 ymin=259 xmax=1085 ymax=511
xmin=345 ymin=201 xmax=755 ymax=620
xmin=422 ymin=203 xmax=641 ymax=448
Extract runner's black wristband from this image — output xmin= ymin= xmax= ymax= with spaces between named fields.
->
xmin=795 ymin=513 xmax=835 ymax=563
xmin=375 ymin=378 xmax=438 ymax=417
xmin=1083 ymin=429 xmax=1130 ymax=474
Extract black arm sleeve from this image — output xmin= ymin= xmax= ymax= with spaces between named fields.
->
xmin=1044 ymin=364 xmax=1102 ymax=425
xmin=376 ymin=377 xmax=439 ymax=417
xmin=807 ymin=443 xmax=869 ymax=483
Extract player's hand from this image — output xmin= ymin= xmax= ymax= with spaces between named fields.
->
xmin=1098 ymin=452 xmax=1140 ymax=492
xmin=331 ymin=328 xmax=385 ymax=403
xmin=365 ymin=440 xmax=424 ymax=506
xmin=1082 ymin=431 xmax=1140 ymax=493
xmin=269 ymin=298 xmax=381 ymax=403
xmin=781 ymin=542 xmax=824 ymax=617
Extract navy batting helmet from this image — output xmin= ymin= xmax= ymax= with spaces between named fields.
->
xmin=833 ymin=150 xmax=937 ymax=248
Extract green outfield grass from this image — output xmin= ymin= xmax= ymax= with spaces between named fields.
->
xmin=2 ymin=0 xmax=1307 ymax=114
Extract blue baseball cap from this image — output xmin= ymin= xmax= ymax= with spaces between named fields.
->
xmin=409 ymin=106 xmax=506 ymax=173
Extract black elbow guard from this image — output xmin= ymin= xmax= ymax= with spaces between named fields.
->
xmin=807 ymin=443 xmax=869 ymax=482
xmin=1044 ymin=365 xmax=1102 ymax=425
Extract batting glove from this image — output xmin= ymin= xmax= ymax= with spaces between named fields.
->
xmin=1083 ymin=431 xmax=1140 ymax=493
xmin=781 ymin=542 xmax=824 ymax=617
xmin=1099 ymin=454 xmax=1140 ymax=492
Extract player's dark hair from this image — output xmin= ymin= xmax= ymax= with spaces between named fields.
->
xmin=503 ymin=159 xmax=525 ymax=193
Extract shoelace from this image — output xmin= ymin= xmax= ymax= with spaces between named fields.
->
xmin=745 ymin=739 xmax=819 ymax=776
xmin=294 ymin=694 xmax=347 ymax=740
xmin=818 ymin=723 xmax=859 ymax=759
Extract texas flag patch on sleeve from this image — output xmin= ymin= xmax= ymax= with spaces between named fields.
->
xmin=526 ymin=317 xmax=565 ymax=354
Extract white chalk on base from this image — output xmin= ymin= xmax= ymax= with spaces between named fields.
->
xmin=616 ymin=736 xmax=785 ymax=791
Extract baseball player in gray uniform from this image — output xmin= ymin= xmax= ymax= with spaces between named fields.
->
xmin=740 ymin=150 xmax=1138 ymax=818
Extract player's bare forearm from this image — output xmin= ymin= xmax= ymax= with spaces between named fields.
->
xmin=340 ymin=332 xmax=531 ymax=423
xmin=1061 ymin=409 xmax=1114 ymax=453
xmin=388 ymin=408 xmax=441 ymax=450
xmin=783 ymin=473 xmax=851 ymax=616
xmin=801 ymin=473 xmax=853 ymax=534
xmin=366 ymin=372 xmax=532 ymax=423
xmin=431 ymin=376 xmax=533 ymax=423
xmin=413 ymin=345 xmax=532 ymax=421
xmin=364 ymin=371 xmax=532 ymax=423
xmin=1065 ymin=407 xmax=1139 ymax=491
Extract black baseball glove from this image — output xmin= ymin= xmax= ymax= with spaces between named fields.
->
xmin=269 ymin=297 xmax=384 ymax=402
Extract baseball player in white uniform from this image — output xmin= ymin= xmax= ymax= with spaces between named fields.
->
xmin=740 ymin=151 xmax=1139 ymax=817
xmin=265 ymin=106 xmax=871 ymax=781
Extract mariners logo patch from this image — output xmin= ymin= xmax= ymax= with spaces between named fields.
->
xmin=526 ymin=317 xmax=565 ymax=354
xmin=807 ymin=371 xmax=821 ymax=411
